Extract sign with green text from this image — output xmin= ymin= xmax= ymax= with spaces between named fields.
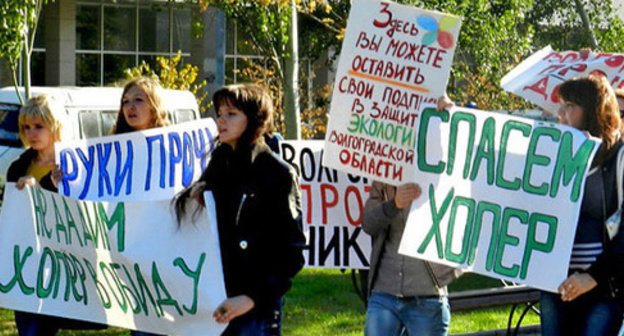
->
xmin=0 ymin=184 xmax=227 ymax=335
xmin=398 ymin=107 xmax=599 ymax=292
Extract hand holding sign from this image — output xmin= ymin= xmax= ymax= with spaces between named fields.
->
xmin=395 ymin=183 xmax=422 ymax=209
xmin=559 ymin=272 xmax=597 ymax=301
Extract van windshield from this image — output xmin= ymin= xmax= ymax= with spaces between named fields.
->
xmin=0 ymin=103 xmax=22 ymax=147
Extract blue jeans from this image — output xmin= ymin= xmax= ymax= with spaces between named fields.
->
xmin=541 ymin=291 xmax=623 ymax=336
xmin=364 ymin=292 xmax=450 ymax=336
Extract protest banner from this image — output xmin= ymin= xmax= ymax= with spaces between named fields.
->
xmin=282 ymin=140 xmax=371 ymax=269
xmin=55 ymin=118 xmax=218 ymax=202
xmin=501 ymin=46 xmax=624 ymax=114
xmin=323 ymin=0 xmax=462 ymax=185
xmin=0 ymin=184 xmax=227 ymax=335
xmin=397 ymin=106 xmax=599 ymax=292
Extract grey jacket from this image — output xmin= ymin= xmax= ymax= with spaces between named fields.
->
xmin=362 ymin=181 xmax=462 ymax=297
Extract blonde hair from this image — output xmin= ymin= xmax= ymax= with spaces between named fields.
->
xmin=111 ymin=77 xmax=170 ymax=134
xmin=18 ymin=94 xmax=64 ymax=147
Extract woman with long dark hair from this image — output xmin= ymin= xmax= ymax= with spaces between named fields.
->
xmin=174 ymin=84 xmax=305 ymax=335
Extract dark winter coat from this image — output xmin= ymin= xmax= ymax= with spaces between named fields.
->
xmin=7 ymin=148 xmax=56 ymax=191
xmin=200 ymin=142 xmax=305 ymax=317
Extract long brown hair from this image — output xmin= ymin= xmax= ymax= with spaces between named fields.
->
xmin=558 ymin=75 xmax=621 ymax=166
xmin=213 ymin=84 xmax=274 ymax=148
xmin=173 ymin=84 xmax=275 ymax=224
xmin=110 ymin=77 xmax=170 ymax=134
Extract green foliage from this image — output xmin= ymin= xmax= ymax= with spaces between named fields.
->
xmin=0 ymin=0 xmax=52 ymax=103
xmin=0 ymin=1 xmax=25 ymax=70
xmin=201 ymin=0 xmax=303 ymax=139
xmin=203 ymin=0 xmax=292 ymax=77
xmin=366 ymin=0 xmax=535 ymax=110
xmin=528 ymin=0 xmax=624 ymax=52
xmin=297 ymin=1 xmax=350 ymax=61
xmin=203 ymin=0 xmax=624 ymax=122
xmin=125 ymin=52 xmax=210 ymax=115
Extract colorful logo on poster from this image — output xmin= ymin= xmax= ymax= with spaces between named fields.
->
xmin=417 ymin=15 xmax=459 ymax=49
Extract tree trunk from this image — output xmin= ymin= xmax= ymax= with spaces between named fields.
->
xmin=23 ymin=48 xmax=31 ymax=100
xmin=573 ymin=0 xmax=599 ymax=49
xmin=282 ymin=1 xmax=301 ymax=140
xmin=10 ymin=65 xmax=24 ymax=105
xmin=22 ymin=11 xmax=32 ymax=100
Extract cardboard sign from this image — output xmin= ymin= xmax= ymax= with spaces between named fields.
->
xmin=0 ymin=184 xmax=227 ymax=335
xmin=502 ymin=46 xmax=624 ymax=114
xmin=55 ymin=119 xmax=218 ymax=202
xmin=323 ymin=0 xmax=462 ymax=185
xmin=397 ymin=107 xmax=599 ymax=292
xmin=281 ymin=140 xmax=371 ymax=269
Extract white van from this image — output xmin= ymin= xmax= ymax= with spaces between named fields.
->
xmin=0 ymin=86 xmax=201 ymax=179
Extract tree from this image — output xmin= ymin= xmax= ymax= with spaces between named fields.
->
xmin=299 ymin=0 xmax=538 ymax=110
xmin=201 ymin=0 xmax=624 ymax=132
xmin=125 ymin=52 xmax=210 ymax=115
xmin=199 ymin=0 xmax=302 ymax=139
xmin=528 ymin=0 xmax=624 ymax=53
xmin=0 ymin=0 xmax=51 ymax=104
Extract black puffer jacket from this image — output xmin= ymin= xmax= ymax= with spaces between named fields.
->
xmin=201 ymin=142 xmax=305 ymax=317
xmin=7 ymin=148 xmax=56 ymax=191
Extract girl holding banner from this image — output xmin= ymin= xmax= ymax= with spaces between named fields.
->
xmin=7 ymin=94 xmax=107 ymax=335
xmin=540 ymin=75 xmax=624 ymax=336
xmin=110 ymin=77 xmax=170 ymax=135
xmin=174 ymin=84 xmax=305 ymax=335
xmin=110 ymin=77 xmax=171 ymax=336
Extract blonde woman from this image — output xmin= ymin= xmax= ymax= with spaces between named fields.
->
xmin=7 ymin=93 xmax=106 ymax=335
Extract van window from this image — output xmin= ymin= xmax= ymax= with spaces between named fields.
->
xmin=79 ymin=110 xmax=118 ymax=138
xmin=0 ymin=103 xmax=22 ymax=147
xmin=173 ymin=109 xmax=196 ymax=124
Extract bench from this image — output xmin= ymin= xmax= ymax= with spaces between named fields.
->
xmin=449 ymin=285 xmax=541 ymax=336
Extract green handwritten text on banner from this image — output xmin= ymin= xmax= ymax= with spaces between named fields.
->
xmin=398 ymin=107 xmax=599 ymax=293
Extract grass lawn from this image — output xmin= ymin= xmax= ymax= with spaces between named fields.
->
xmin=0 ymin=269 xmax=540 ymax=335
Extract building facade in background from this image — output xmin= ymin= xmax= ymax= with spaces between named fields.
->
xmin=0 ymin=0 xmax=229 ymax=98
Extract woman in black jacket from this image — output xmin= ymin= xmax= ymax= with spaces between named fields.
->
xmin=540 ymin=75 xmax=624 ymax=336
xmin=174 ymin=84 xmax=305 ymax=335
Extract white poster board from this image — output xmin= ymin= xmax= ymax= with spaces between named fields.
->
xmin=397 ymin=106 xmax=599 ymax=292
xmin=281 ymin=140 xmax=371 ymax=269
xmin=323 ymin=0 xmax=462 ymax=185
xmin=502 ymin=46 xmax=624 ymax=114
xmin=0 ymin=184 xmax=227 ymax=335
xmin=55 ymin=118 xmax=218 ymax=202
